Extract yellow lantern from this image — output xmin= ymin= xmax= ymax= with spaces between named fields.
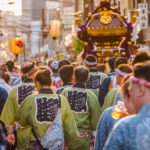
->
xmin=49 ymin=20 xmax=62 ymax=39
xmin=10 ymin=37 xmax=24 ymax=55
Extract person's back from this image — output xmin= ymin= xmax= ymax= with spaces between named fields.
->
xmin=104 ymin=61 xmax=150 ymax=150
xmin=61 ymin=66 xmax=100 ymax=149
xmin=104 ymin=110 xmax=149 ymax=150
xmin=0 ymin=62 xmax=36 ymax=149
xmin=15 ymin=69 xmax=88 ymax=150
xmin=84 ymin=55 xmax=107 ymax=98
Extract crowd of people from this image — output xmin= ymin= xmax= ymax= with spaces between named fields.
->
xmin=0 ymin=51 xmax=150 ymax=150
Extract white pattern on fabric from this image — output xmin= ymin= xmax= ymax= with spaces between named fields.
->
xmin=35 ymin=96 xmax=60 ymax=123
xmin=87 ymin=74 xmax=101 ymax=89
xmin=17 ymin=85 xmax=34 ymax=105
xmin=136 ymin=117 xmax=150 ymax=150
xmin=68 ymin=90 xmax=88 ymax=113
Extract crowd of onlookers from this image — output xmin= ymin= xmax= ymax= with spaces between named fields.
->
xmin=0 ymin=51 xmax=150 ymax=150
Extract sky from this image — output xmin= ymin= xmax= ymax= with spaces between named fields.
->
xmin=0 ymin=0 xmax=22 ymax=16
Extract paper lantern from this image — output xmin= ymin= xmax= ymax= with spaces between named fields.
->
xmin=49 ymin=20 xmax=62 ymax=39
xmin=10 ymin=37 xmax=24 ymax=55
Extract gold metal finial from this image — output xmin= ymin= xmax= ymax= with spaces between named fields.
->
xmin=130 ymin=9 xmax=139 ymax=24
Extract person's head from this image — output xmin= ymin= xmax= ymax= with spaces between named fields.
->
xmin=59 ymin=65 xmax=74 ymax=84
xmin=129 ymin=61 xmax=150 ymax=112
xmin=108 ymin=57 xmax=117 ymax=72
xmin=6 ymin=60 xmax=14 ymax=72
xmin=74 ymin=66 xmax=89 ymax=84
xmin=34 ymin=69 xmax=51 ymax=91
xmin=47 ymin=58 xmax=55 ymax=68
xmin=115 ymin=57 xmax=127 ymax=69
xmin=50 ymin=61 xmax=59 ymax=74
xmin=21 ymin=62 xmax=36 ymax=80
xmin=121 ymin=76 xmax=136 ymax=115
xmin=84 ymin=55 xmax=97 ymax=69
xmin=132 ymin=51 xmax=150 ymax=66
xmin=116 ymin=64 xmax=133 ymax=86
xmin=97 ymin=64 xmax=107 ymax=73
xmin=35 ymin=60 xmax=43 ymax=67
xmin=58 ymin=59 xmax=71 ymax=69
xmin=3 ymin=72 xmax=11 ymax=85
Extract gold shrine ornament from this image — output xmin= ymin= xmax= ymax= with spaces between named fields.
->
xmin=100 ymin=10 xmax=112 ymax=25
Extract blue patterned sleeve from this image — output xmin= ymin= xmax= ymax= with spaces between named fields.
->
xmin=103 ymin=121 xmax=124 ymax=150
xmin=95 ymin=109 xmax=109 ymax=150
xmin=113 ymin=90 xmax=122 ymax=105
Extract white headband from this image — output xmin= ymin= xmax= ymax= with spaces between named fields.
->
xmin=85 ymin=60 xmax=97 ymax=66
xmin=115 ymin=69 xmax=128 ymax=77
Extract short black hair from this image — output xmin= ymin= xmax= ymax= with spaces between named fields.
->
xmin=58 ymin=59 xmax=71 ymax=69
xmin=6 ymin=60 xmax=14 ymax=72
xmin=115 ymin=57 xmax=127 ymax=68
xmin=132 ymin=51 xmax=150 ymax=66
xmin=21 ymin=62 xmax=35 ymax=74
xmin=34 ymin=69 xmax=51 ymax=86
xmin=134 ymin=61 xmax=150 ymax=82
xmin=75 ymin=66 xmax=89 ymax=83
xmin=108 ymin=57 xmax=117 ymax=72
xmin=117 ymin=64 xmax=133 ymax=74
xmin=59 ymin=65 xmax=74 ymax=83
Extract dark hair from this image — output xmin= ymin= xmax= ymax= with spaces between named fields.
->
xmin=108 ymin=57 xmax=117 ymax=72
xmin=132 ymin=51 xmax=150 ymax=65
xmin=115 ymin=57 xmax=127 ymax=68
xmin=34 ymin=69 xmax=51 ymax=86
xmin=21 ymin=62 xmax=35 ymax=74
xmin=75 ymin=66 xmax=89 ymax=83
xmin=97 ymin=64 xmax=106 ymax=73
xmin=58 ymin=59 xmax=71 ymax=69
xmin=59 ymin=65 xmax=74 ymax=83
xmin=134 ymin=61 xmax=150 ymax=82
xmin=122 ymin=79 xmax=130 ymax=98
xmin=3 ymin=72 xmax=11 ymax=84
xmin=6 ymin=60 xmax=14 ymax=72
xmin=117 ymin=64 xmax=133 ymax=74
xmin=85 ymin=55 xmax=97 ymax=66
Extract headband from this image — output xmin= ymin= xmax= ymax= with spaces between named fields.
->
xmin=51 ymin=61 xmax=59 ymax=70
xmin=115 ymin=69 xmax=128 ymax=77
xmin=131 ymin=76 xmax=150 ymax=88
xmin=85 ymin=60 xmax=97 ymax=66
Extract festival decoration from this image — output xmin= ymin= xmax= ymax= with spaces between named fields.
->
xmin=75 ymin=0 xmax=139 ymax=60
xmin=10 ymin=37 xmax=24 ymax=55
xmin=49 ymin=20 xmax=62 ymax=39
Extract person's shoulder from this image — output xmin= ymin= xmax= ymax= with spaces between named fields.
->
xmin=61 ymin=86 xmax=72 ymax=94
xmin=113 ymin=115 xmax=137 ymax=131
xmin=103 ymin=106 xmax=114 ymax=115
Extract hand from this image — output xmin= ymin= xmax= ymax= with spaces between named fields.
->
xmin=7 ymin=134 xmax=15 ymax=145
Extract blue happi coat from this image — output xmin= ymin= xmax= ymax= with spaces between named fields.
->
xmin=94 ymin=107 xmax=118 ymax=150
xmin=104 ymin=103 xmax=150 ymax=150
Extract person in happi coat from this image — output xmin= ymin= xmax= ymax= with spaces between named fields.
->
xmin=61 ymin=66 xmax=100 ymax=149
xmin=94 ymin=75 xmax=136 ymax=150
xmin=84 ymin=55 xmax=107 ymax=98
xmin=0 ymin=62 xmax=36 ymax=149
xmin=101 ymin=64 xmax=132 ymax=113
xmin=104 ymin=61 xmax=150 ymax=150
xmin=15 ymin=68 xmax=88 ymax=150
xmin=56 ymin=65 xmax=74 ymax=94
xmin=99 ymin=57 xmax=128 ymax=106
